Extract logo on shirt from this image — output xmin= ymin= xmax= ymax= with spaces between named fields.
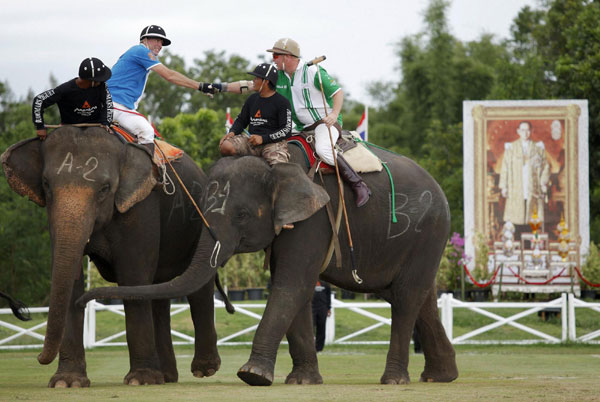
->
xmin=147 ymin=52 xmax=157 ymax=61
xmin=82 ymin=101 xmax=91 ymax=109
xmin=254 ymin=110 xmax=262 ymax=118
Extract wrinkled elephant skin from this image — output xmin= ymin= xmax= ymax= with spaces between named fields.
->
xmin=78 ymin=145 xmax=458 ymax=386
xmin=1 ymin=127 xmax=220 ymax=386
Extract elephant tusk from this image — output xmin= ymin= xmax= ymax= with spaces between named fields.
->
xmin=210 ymin=241 xmax=221 ymax=268
xmin=352 ymin=269 xmax=363 ymax=284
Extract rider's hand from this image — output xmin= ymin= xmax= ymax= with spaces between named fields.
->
xmin=248 ymin=135 xmax=263 ymax=146
xmin=198 ymin=82 xmax=223 ymax=94
xmin=220 ymin=132 xmax=235 ymax=146
xmin=36 ymin=129 xmax=47 ymax=140
xmin=322 ymin=113 xmax=338 ymax=128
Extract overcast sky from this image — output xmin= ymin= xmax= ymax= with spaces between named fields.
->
xmin=1 ymin=0 xmax=537 ymax=106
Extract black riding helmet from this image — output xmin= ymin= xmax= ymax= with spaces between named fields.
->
xmin=248 ymin=63 xmax=278 ymax=87
xmin=78 ymin=57 xmax=112 ymax=82
xmin=140 ymin=25 xmax=171 ymax=46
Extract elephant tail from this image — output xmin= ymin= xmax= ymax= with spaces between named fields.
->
xmin=215 ymin=273 xmax=235 ymax=314
xmin=0 ymin=291 xmax=31 ymax=321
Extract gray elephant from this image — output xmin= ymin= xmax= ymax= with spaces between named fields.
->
xmin=78 ymin=144 xmax=458 ymax=385
xmin=1 ymin=126 xmax=221 ymax=387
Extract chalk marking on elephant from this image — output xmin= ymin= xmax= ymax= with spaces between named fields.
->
xmin=414 ymin=190 xmax=433 ymax=233
xmin=82 ymin=157 xmax=98 ymax=182
xmin=387 ymin=192 xmax=410 ymax=239
xmin=205 ymin=180 xmax=230 ymax=215
xmin=56 ymin=152 xmax=74 ymax=175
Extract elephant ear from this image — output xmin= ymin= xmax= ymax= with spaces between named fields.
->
xmin=271 ymin=163 xmax=330 ymax=235
xmin=1 ymin=138 xmax=45 ymax=207
xmin=115 ymin=144 xmax=156 ymax=213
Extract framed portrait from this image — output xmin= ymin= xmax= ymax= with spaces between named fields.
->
xmin=463 ymin=100 xmax=589 ymax=266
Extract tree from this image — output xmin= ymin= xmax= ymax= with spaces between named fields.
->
xmin=0 ymin=83 xmax=52 ymax=305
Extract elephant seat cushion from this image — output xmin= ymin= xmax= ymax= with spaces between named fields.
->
xmin=111 ymin=124 xmax=184 ymax=168
xmin=288 ymin=132 xmax=382 ymax=174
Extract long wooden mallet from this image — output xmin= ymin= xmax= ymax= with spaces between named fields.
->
xmin=311 ymin=56 xmax=360 ymax=280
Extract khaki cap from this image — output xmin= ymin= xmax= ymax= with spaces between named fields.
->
xmin=266 ymin=38 xmax=301 ymax=58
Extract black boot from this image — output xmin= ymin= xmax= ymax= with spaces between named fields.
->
xmin=336 ymin=155 xmax=371 ymax=207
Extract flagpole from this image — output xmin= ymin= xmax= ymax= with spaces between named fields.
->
xmin=365 ymin=106 xmax=368 ymax=141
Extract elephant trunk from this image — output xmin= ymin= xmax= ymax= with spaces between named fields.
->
xmin=76 ymin=228 xmax=230 ymax=306
xmin=38 ymin=189 xmax=95 ymax=365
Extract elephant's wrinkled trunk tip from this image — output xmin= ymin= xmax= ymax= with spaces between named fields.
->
xmin=37 ymin=348 xmax=57 ymax=365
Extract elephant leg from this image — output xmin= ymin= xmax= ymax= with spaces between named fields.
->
xmin=416 ymin=287 xmax=458 ymax=382
xmin=48 ymin=270 xmax=90 ymax=388
xmin=152 ymin=299 xmax=178 ymax=383
xmin=123 ymin=299 xmax=164 ymax=385
xmin=284 ymin=299 xmax=322 ymax=385
xmin=188 ymin=280 xmax=221 ymax=378
xmin=381 ymin=284 xmax=427 ymax=385
xmin=238 ymin=239 xmax=323 ymax=386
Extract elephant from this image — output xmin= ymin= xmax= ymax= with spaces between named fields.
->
xmin=77 ymin=143 xmax=458 ymax=386
xmin=1 ymin=126 xmax=223 ymax=387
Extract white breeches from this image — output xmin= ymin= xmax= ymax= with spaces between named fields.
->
xmin=113 ymin=103 xmax=155 ymax=144
xmin=314 ymin=123 xmax=340 ymax=166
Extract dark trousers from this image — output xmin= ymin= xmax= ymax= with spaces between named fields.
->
xmin=313 ymin=308 xmax=328 ymax=352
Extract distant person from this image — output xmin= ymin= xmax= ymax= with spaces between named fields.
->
xmin=219 ymin=63 xmax=292 ymax=165
xmin=32 ymin=57 xmax=113 ymax=140
xmin=499 ymin=121 xmax=550 ymax=227
xmin=312 ymin=280 xmax=331 ymax=352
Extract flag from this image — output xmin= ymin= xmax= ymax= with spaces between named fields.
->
xmin=225 ymin=107 xmax=233 ymax=133
xmin=356 ymin=107 xmax=368 ymax=141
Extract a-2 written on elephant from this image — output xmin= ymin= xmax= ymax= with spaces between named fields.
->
xmin=78 ymin=142 xmax=459 ymax=386
xmin=1 ymin=126 xmax=224 ymax=387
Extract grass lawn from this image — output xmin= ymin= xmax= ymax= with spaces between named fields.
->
xmin=0 ymin=344 xmax=598 ymax=401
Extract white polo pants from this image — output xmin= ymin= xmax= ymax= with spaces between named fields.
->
xmin=113 ymin=102 xmax=155 ymax=144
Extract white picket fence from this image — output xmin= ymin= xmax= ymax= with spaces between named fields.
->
xmin=0 ymin=293 xmax=598 ymax=350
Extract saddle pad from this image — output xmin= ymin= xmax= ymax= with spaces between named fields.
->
xmin=111 ymin=125 xmax=184 ymax=167
xmin=288 ymin=133 xmax=382 ymax=173
xmin=342 ymin=131 xmax=383 ymax=173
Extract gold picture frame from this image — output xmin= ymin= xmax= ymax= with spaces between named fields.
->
xmin=463 ymin=100 xmax=589 ymax=263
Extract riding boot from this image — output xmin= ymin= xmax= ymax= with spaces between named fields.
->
xmin=336 ymin=154 xmax=371 ymax=207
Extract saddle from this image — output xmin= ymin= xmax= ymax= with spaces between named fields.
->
xmin=287 ymin=130 xmax=382 ymax=174
xmin=111 ymin=124 xmax=184 ymax=168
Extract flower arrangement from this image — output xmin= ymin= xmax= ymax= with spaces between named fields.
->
xmin=436 ymin=232 xmax=470 ymax=291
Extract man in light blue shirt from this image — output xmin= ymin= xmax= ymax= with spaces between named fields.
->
xmin=109 ymin=25 xmax=216 ymax=153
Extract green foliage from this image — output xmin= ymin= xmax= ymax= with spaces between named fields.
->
xmin=581 ymin=242 xmax=600 ymax=289
xmin=0 ymin=84 xmax=52 ymax=305
xmin=220 ymin=252 xmax=270 ymax=289
xmin=472 ymin=232 xmax=491 ymax=283
xmin=157 ymin=108 xmax=225 ymax=169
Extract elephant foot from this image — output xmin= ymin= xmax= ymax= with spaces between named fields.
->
xmin=237 ymin=360 xmax=274 ymax=386
xmin=163 ymin=369 xmax=178 ymax=383
xmin=380 ymin=371 xmax=410 ymax=385
xmin=48 ymin=372 xmax=91 ymax=388
xmin=285 ymin=366 xmax=323 ymax=385
xmin=420 ymin=364 xmax=458 ymax=383
xmin=191 ymin=356 xmax=221 ymax=378
xmin=123 ymin=368 xmax=165 ymax=385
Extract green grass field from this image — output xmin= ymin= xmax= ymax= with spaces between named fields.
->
xmin=0 ymin=344 xmax=598 ymax=401
xmin=1 ymin=300 xmax=598 ymax=400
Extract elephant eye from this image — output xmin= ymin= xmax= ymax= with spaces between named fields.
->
xmin=97 ymin=184 xmax=110 ymax=200
xmin=233 ymin=208 xmax=251 ymax=224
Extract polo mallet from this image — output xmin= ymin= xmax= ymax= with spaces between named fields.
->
xmin=154 ymin=141 xmax=222 ymax=268
xmin=311 ymin=56 xmax=361 ymax=282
